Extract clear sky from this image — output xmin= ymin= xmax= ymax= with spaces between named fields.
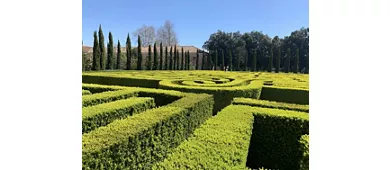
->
xmin=82 ymin=0 xmax=308 ymax=49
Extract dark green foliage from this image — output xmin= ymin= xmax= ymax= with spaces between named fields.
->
xmin=153 ymin=43 xmax=158 ymax=70
xmin=236 ymin=53 xmax=240 ymax=71
xmin=82 ymin=53 xmax=86 ymax=71
xmin=245 ymin=49 xmax=249 ymax=71
xmin=196 ymin=50 xmax=199 ymax=70
xmin=165 ymin=46 xmax=168 ymax=70
xmin=294 ymin=49 xmax=300 ymax=73
xmin=232 ymin=98 xmax=309 ymax=113
xmin=221 ymin=50 xmax=225 ymax=71
xmin=82 ymin=97 xmax=155 ymax=133
xmin=82 ymin=94 xmax=214 ymax=170
xmin=116 ymin=40 xmax=121 ymax=69
xmin=276 ymin=48 xmax=281 ymax=73
xmin=82 ymin=75 xmax=161 ymax=88
xmin=92 ymin=31 xmax=100 ymax=70
xmin=98 ymin=25 xmax=106 ymax=70
xmin=268 ymin=48 xmax=273 ymax=72
xmin=107 ymin=32 xmax=114 ymax=70
xmin=260 ymin=86 xmax=309 ymax=105
xmin=214 ymin=50 xmax=218 ymax=69
xmin=137 ymin=35 xmax=143 ymax=70
xmin=148 ymin=45 xmax=152 ymax=70
xmin=229 ymin=49 xmax=233 ymax=71
xmin=247 ymin=108 xmax=309 ymax=170
xmin=187 ymin=51 xmax=190 ymax=70
xmin=176 ymin=48 xmax=179 ymax=70
xmin=252 ymin=50 xmax=257 ymax=71
xmin=181 ymin=47 xmax=184 ymax=70
xmin=169 ymin=46 xmax=173 ymax=70
xmin=126 ymin=33 xmax=132 ymax=70
xmin=299 ymin=135 xmax=309 ymax=170
xmin=159 ymin=43 xmax=163 ymax=70
xmin=284 ymin=48 xmax=291 ymax=73
xmin=173 ymin=46 xmax=176 ymax=70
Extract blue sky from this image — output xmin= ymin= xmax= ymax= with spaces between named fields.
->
xmin=82 ymin=0 xmax=308 ymax=49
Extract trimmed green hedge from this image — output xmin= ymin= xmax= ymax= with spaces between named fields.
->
xmin=82 ymin=97 xmax=155 ymax=133
xmin=260 ymin=86 xmax=309 ymax=105
xmin=299 ymin=135 xmax=309 ymax=170
xmin=82 ymin=83 xmax=126 ymax=94
xmin=82 ymin=89 xmax=138 ymax=107
xmin=82 ymin=75 xmax=160 ymax=88
xmin=82 ymin=90 xmax=92 ymax=95
xmin=247 ymin=107 xmax=309 ymax=170
xmin=82 ymin=93 xmax=214 ymax=170
xmin=153 ymin=105 xmax=254 ymax=170
xmin=159 ymin=79 xmax=262 ymax=114
xmin=233 ymin=97 xmax=309 ymax=113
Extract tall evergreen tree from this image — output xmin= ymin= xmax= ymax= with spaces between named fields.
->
xmin=214 ymin=50 xmax=218 ymax=70
xmin=148 ymin=45 xmax=152 ymax=70
xmin=252 ymin=50 xmax=257 ymax=72
xmin=181 ymin=47 xmax=184 ymax=70
xmin=137 ymin=35 xmax=143 ymax=70
xmin=305 ymin=49 xmax=309 ymax=73
xmin=209 ymin=52 xmax=213 ymax=70
xmin=284 ymin=48 xmax=291 ymax=73
xmin=268 ymin=48 xmax=274 ymax=72
xmin=117 ymin=40 xmax=121 ymax=69
xmin=107 ymin=32 xmax=114 ymax=70
xmin=196 ymin=50 xmax=199 ymax=70
xmin=165 ymin=46 xmax=168 ymax=70
xmin=173 ymin=45 xmax=177 ymax=70
xmin=176 ymin=49 xmax=180 ymax=70
xmin=92 ymin=31 xmax=100 ymax=70
xmin=229 ymin=49 xmax=233 ymax=71
xmin=98 ymin=25 xmax=106 ymax=70
xmin=169 ymin=46 xmax=173 ymax=70
xmin=294 ymin=49 xmax=300 ymax=73
xmin=236 ymin=54 xmax=240 ymax=71
xmin=187 ymin=51 xmax=191 ymax=70
xmin=126 ymin=33 xmax=132 ymax=70
xmin=276 ymin=48 xmax=281 ymax=73
xmin=245 ymin=50 xmax=249 ymax=71
xmin=159 ymin=43 xmax=163 ymax=70
xmin=221 ymin=50 xmax=225 ymax=71
xmin=153 ymin=43 xmax=158 ymax=70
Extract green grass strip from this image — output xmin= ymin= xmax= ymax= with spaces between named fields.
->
xmin=82 ymin=97 xmax=155 ymax=134
xmin=233 ymin=97 xmax=309 ymax=113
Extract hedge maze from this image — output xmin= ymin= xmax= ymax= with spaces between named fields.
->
xmin=82 ymin=71 xmax=309 ymax=170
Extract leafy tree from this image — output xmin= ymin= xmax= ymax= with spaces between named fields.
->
xmin=148 ymin=45 xmax=152 ymax=70
xmin=284 ymin=48 xmax=291 ymax=73
xmin=98 ymin=25 xmax=106 ymax=70
xmin=153 ymin=43 xmax=158 ymax=70
xmin=92 ymin=31 xmax=100 ymax=70
xmin=159 ymin=43 xmax=163 ymax=70
xmin=107 ymin=32 xmax=114 ymax=69
xmin=214 ymin=50 xmax=218 ymax=70
xmin=268 ymin=48 xmax=273 ymax=72
xmin=252 ymin=50 xmax=257 ymax=71
xmin=276 ymin=48 xmax=281 ymax=73
xmin=165 ymin=46 xmax=168 ymax=70
xmin=229 ymin=49 xmax=233 ymax=71
xmin=169 ymin=46 xmax=173 ymax=70
xmin=126 ymin=33 xmax=132 ymax=70
xmin=236 ymin=54 xmax=240 ymax=71
xmin=117 ymin=40 xmax=121 ymax=69
xmin=137 ymin=35 xmax=143 ymax=70
xmin=221 ymin=50 xmax=225 ymax=71
xmin=181 ymin=47 xmax=184 ymax=70
xmin=294 ymin=49 xmax=300 ymax=73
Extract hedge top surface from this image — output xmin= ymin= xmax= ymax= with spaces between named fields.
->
xmin=82 ymin=70 xmax=308 ymax=89
xmin=159 ymin=79 xmax=263 ymax=91
xmin=82 ymin=106 xmax=185 ymax=153
xmin=233 ymin=97 xmax=309 ymax=112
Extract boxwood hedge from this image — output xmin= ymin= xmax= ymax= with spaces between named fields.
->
xmin=233 ymin=97 xmax=309 ymax=113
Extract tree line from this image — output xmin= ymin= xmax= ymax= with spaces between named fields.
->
xmin=82 ymin=25 xmax=309 ymax=74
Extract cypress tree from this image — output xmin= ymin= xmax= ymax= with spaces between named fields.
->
xmin=126 ymin=33 xmax=132 ymax=70
xmin=268 ymin=48 xmax=273 ymax=72
xmin=196 ymin=49 xmax=199 ymax=70
xmin=92 ymin=31 xmax=100 ymax=70
xmin=221 ymin=50 xmax=225 ymax=71
xmin=236 ymin=54 xmax=240 ymax=71
xmin=181 ymin=47 xmax=184 ymax=70
xmin=159 ymin=43 xmax=163 ymax=70
xmin=137 ymin=35 xmax=142 ymax=70
xmin=294 ymin=49 xmax=300 ymax=73
xmin=98 ymin=25 xmax=106 ymax=70
xmin=305 ymin=49 xmax=309 ymax=74
xmin=229 ymin=49 xmax=233 ymax=71
xmin=285 ymin=48 xmax=291 ymax=73
xmin=169 ymin=46 xmax=173 ymax=70
xmin=252 ymin=50 xmax=257 ymax=72
xmin=214 ymin=50 xmax=218 ymax=70
xmin=148 ymin=45 xmax=152 ymax=70
xmin=176 ymin=49 xmax=180 ymax=70
xmin=153 ymin=43 xmax=158 ymax=70
xmin=117 ymin=40 xmax=121 ymax=69
xmin=276 ymin=48 xmax=281 ymax=73
xmin=107 ymin=32 xmax=114 ymax=70
xmin=173 ymin=45 xmax=177 ymax=70
xmin=165 ymin=46 xmax=168 ymax=70
xmin=245 ymin=50 xmax=249 ymax=71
